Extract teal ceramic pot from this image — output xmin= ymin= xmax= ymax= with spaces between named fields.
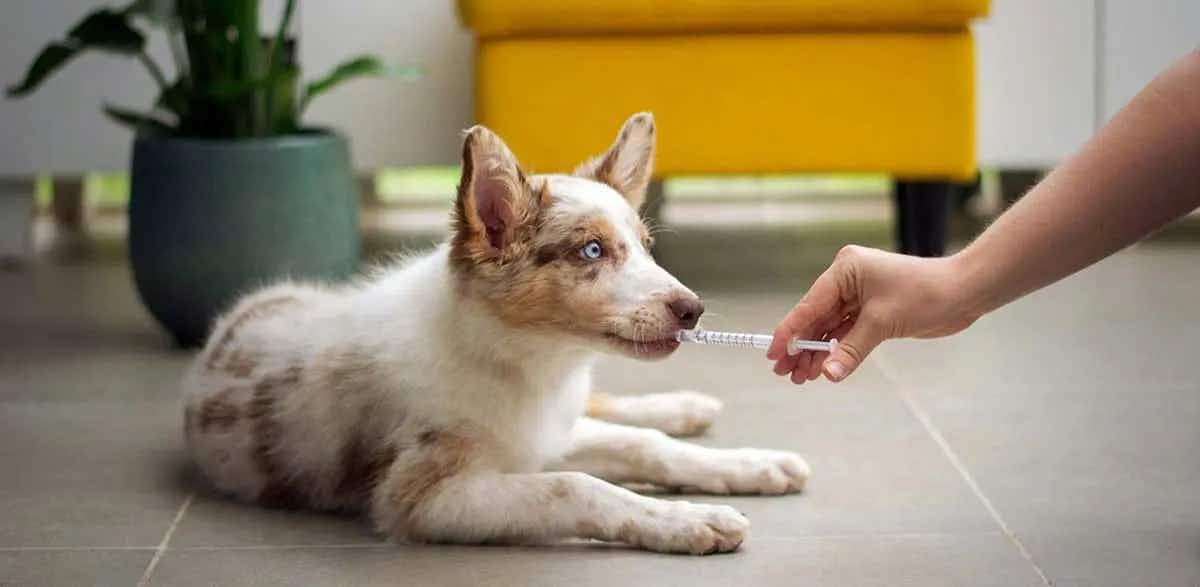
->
xmin=129 ymin=131 xmax=359 ymax=347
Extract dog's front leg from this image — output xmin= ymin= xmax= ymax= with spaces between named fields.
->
xmin=550 ymin=418 xmax=810 ymax=495
xmin=586 ymin=391 xmax=724 ymax=436
xmin=373 ymin=469 xmax=747 ymax=555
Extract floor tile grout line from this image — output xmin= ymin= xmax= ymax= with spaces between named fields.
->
xmin=136 ymin=492 xmax=194 ymax=587
xmin=873 ymin=353 xmax=1054 ymax=587
xmin=174 ymin=543 xmax=394 ymax=551
xmin=754 ymin=531 xmax=1005 ymax=542
xmin=0 ymin=546 xmax=158 ymax=552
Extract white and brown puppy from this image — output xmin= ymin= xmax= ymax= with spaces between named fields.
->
xmin=182 ymin=113 xmax=809 ymax=555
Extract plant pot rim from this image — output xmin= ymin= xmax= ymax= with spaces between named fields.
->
xmin=133 ymin=127 xmax=345 ymax=150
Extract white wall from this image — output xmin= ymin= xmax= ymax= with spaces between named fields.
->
xmin=974 ymin=0 xmax=1198 ymax=168
xmin=1101 ymin=0 xmax=1199 ymax=121
xmin=973 ymin=0 xmax=1097 ymax=168
xmin=0 ymin=0 xmax=473 ymax=175
xmin=0 ymin=0 xmax=1193 ymax=175
xmin=298 ymin=1 xmax=473 ymax=169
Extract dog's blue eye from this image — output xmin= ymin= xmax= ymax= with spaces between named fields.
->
xmin=580 ymin=240 xmax=604 ymax=261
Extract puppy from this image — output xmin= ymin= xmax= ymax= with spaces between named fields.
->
xmin=182 ymin=113 xmax=809 ymax=555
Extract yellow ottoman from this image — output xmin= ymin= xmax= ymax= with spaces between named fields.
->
xmin=457 ymin=0 xmax=990 ymax=256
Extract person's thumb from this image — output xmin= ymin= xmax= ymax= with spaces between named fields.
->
xmin=823 ymin=315 xmax=887 ymax=382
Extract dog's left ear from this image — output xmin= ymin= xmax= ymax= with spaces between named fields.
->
xmin=575 ymin=112 xmax=656 ymax=210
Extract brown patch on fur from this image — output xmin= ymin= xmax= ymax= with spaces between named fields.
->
xmin=312 ymin=346 xmax=376 ymax=394
xmin=204 ymin=296 xmax=300 ymax=371
xmin=576 ymin=520 xmax=604 ymax=538
xmin=306 ymin=347 xmax=402 ymax=510
xmin=472 ymin=257 xmax=614 ymax=333
xmin=386 ymin=428 xmax=476 ymax=537
xmin=198 ymin=386 xmax=241 ymax=433
xmin=616 ymin=520 xmax=640 ymax=544
xmin=533 ymin=216 xmax=626 ymax=267
xmin=585 ymin=392 xmax=619 ymax=420
xmin=248 ymin=365 xmax=305 ymax=508
xmin=549 ymin=478 xmax=571 ymax=500
xmin=417 ymin=429 xmax=440 ymax=446
xmin=454 ymin=209 xmax=627 ymax=335
xmin=222 ymin=348 xmax=260 ymax=378
xmin=334 ymin=432 xmax=399 ymax=505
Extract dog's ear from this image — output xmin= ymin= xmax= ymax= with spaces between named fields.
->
xmin=453 ymin=126 xmax=540 ymax=255
xmin=574 ymin=112 xmax=655 ymax=210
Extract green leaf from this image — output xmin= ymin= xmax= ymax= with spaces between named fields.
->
xmin=6 ymin=8 xmax=146 ymax=98
xmin=68 ymin=9 xmax=145 ymax=54
xmin=301 ymin=56 xmax=420 ymax=111
xmin=103 ymin=104 xmax=174 ymax=134
xmin=6 ymin=43 xmax=78 ymax=97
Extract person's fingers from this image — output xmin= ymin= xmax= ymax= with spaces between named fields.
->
xmin=768 ymin=309 xmax=809 ymax=361
xmin=822 ymin=312 xmax=887 ymax=382
xmin=801 ymin=350 xmax=820 ymax=376
xmin=775 ymin=348 xmax=806 ymax=375
xmin=826 ymin=318 xmax=855 ymax=345
xmin=790 ymin=366 xmax=808 ymax=385
xmin=795 ymin=351 xmax=816 ymax=382
xmin=805 ymin=351 xmax=825 ymax=380
xmin=767 ymin=266 xmax=845 ymax=360
xmin=811 ymin=320 xmax=854 ymax=380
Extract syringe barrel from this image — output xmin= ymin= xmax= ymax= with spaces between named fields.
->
xmin=676 ymin=329 xmax=772 ymax=349
xmin=675 ymin=328 xmax=835 ymax=354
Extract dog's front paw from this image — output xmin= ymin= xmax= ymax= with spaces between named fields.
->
xmin=631 ymin=501 xmax=748 ymax=555
xmin=679 ymin=448 xmax=810 ymax=495
xmin=615 ymin=390 xmax=724 ymax=437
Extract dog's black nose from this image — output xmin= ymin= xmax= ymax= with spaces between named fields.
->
xmin=668 ymin=297 xmax=704 ymax=330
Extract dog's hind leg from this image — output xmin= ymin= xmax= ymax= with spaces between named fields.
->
xmin=549 ymin=418 xmax=809 ymax=495
xmin=585 ymin=390 xmax=722 ymax=437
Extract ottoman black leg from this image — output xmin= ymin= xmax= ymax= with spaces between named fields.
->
xmin=893 ymin=180 xmax=953 ymax=257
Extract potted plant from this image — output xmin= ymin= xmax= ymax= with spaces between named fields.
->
xmin=7 ymin=0 xmax=413 ymax=346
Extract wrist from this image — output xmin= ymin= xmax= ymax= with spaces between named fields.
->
xmin=944 ymin=247 xmax=993 ymax=322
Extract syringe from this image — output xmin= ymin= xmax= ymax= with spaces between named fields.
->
xmin=676 ymin=328 xmax=837 ymax=356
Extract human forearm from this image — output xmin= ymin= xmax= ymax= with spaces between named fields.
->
xmin=954 ymin=50 xmax=1200 ymax=317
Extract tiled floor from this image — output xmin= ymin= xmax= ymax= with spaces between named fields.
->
xmin=1 ymin=241 xmax=1198 ymax=586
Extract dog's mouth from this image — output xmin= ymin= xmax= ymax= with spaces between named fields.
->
xmin=604 ymin=333 xmax=681 ymax=359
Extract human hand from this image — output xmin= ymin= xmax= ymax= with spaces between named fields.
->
xmin=766 ymin=246 xmax=979 ymax=384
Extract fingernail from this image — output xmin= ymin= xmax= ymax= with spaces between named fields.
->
xmin=825 ymin=360 xmax=846 ymax=381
